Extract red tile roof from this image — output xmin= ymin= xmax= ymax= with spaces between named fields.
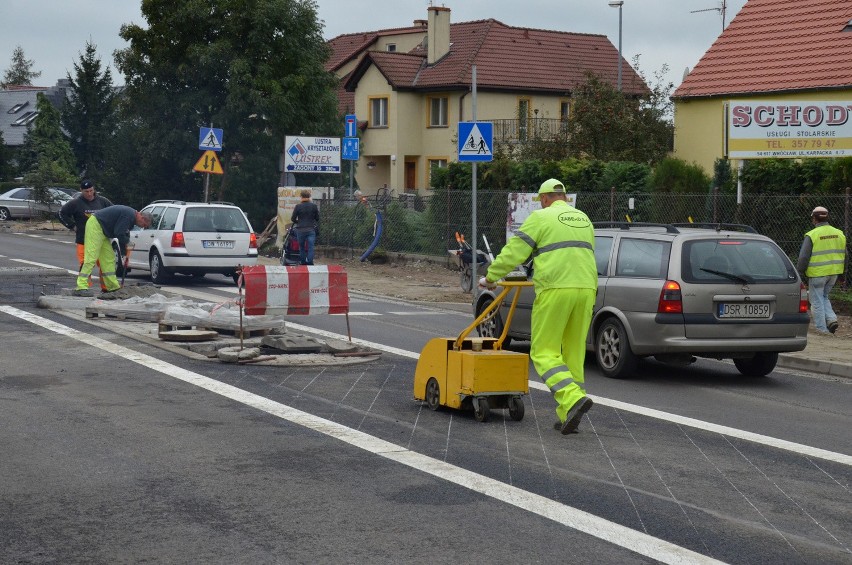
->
xmin=674 ymin=0 xmax=852 ymax=98
xmin=337 ymin=18 xmax=646 ymax=96
xmin=325 ymin=26 xmax=427 ymax=72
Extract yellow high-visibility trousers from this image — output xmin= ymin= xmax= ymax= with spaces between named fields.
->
xmin=530 ymin=287 xmax=596 ymax=422
xmin=76 ymin=217 xmax=119 ymax=291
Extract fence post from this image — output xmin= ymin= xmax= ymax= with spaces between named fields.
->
xmin=610 ymin=186 xmax=615 ymax=222
xmin=713 ymin=187 xmax=718 ymax=223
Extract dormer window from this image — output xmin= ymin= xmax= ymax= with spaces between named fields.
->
xmin=845 ymin=18 xmax=852 ymax=32
xmin=11 ymin=111 xmax=38 ymax=126
xmin=386 ymin=43 xmax=397 ymax=52
xmin=7 ymin=101 xmax=29 ymax=114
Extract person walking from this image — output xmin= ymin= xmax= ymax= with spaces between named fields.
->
xmin=479 ymin=179 xmax=597 ymax=435
xmin=291 ymin=189 xmax=320 ymax=265
xmin=797 ymin=206 xmax=846 ymax=335
xmin=59 ymin=180 xmax=113 ymax=290
xmin=73 ymin=205 xmax=151 ymax=297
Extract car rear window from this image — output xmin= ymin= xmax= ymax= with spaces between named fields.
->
xmin=183 ymin=207 xmax=249 ymax=233
xmin=682 ymin=239 xmax=797 ymax=283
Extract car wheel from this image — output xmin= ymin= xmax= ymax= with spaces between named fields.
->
xmin=733 ymin=353 xmax=778 ymax=377
xmin=149 ymin=251 xmax=171 ymax=284
xmin=596 ymin=317 xmax=637 ymax=379
xmin=0 ymin=207 xmax=10 ymax=221
xmin=475 ymin=296 xmax=510 ymax=347
xmin=425 ymin=378 xmax=441 ymax=411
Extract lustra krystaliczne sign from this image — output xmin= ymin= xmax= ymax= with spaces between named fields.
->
xmin=725 ymin=100 xmax=852 ymax=159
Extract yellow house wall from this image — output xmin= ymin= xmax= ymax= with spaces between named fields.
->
xmin=674 ymin=90 xmax=852 ymax=174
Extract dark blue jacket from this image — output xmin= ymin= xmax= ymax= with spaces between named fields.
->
xmin=94 ymin=205 xmax=137 ymax=250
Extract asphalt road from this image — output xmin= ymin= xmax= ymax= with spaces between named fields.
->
xmin=1 ymin=229 xmax=850 ymax=564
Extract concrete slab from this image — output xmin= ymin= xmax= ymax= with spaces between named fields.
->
xmin=261 ymin=334 xmax=324 ymax=353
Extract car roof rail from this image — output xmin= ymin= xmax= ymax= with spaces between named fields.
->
xmin=670 ymin=222 xmax=757 ymax=233
xmin=150 ymin=199 xmax=186 ymax=205
xmin=595 ymin=221 xmax=681 ymax=234
xmin=208 ymin=201 xmax=235 ymax=206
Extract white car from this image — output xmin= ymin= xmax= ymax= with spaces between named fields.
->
xmin=127 ymin=200 xmax=258 ymax=284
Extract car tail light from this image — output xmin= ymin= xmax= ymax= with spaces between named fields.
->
xmin=658 ymin=280 xmax=683 ymax=313
xmin=170 ymin=232 xmax=185 ymax=248
xmin=249 ymin=232 xmax=257 ymax=249
xmin=799 ymin=282 xmax=809 ymax=313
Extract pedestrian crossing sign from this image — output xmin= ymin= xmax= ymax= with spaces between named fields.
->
xmin=199 ymin=127 xmax=224 ymax=151
xmin=458 ymin=121 xmax=493 ymax=162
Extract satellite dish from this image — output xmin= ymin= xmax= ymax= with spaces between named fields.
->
xmin=682 ymin=66 xmax=691 ymax=81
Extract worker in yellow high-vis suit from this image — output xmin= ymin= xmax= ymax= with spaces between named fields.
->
xmin=797 ymin=205 xmax=847 ymax=335
xmin=480 ymin=179 xmax=597 ymax=435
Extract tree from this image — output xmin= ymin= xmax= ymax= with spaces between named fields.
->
xmin=112 ymin=0 xmax=340 ymax=213
xmin=2 ymin=45 xmax=42 ymax=88
xmin=565 ymin=60 xmax=674 ymax=164
xmin=19 ymin=93 xmax=76 ymax=187
xmin=61 ymin=41 xmax=116 ymax=179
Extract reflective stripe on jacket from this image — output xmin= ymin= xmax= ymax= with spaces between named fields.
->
xmin=805 ymin=224 xmax=846 ymax=277
xmin=486 ymin=200 xmax=597 ymax=291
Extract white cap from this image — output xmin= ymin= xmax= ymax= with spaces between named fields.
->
xmin=812 ymin=206 xmax=828 ymax=216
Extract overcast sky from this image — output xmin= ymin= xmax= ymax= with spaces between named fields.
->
xmin=1 ymin=0 xmax=746 ymax=90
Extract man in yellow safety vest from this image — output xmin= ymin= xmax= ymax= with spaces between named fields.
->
xmin=797 ymin=206 xmax=846 ymax=335
xmin=480 ymin=179 xmax=597 ymax=435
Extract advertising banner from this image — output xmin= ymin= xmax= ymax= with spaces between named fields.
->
xmin=284 ymin=136 xmax=341 ymax=173
xmin=506 ymin=192 xmax=576 ymax=243
xmin=276 ymin=186 xmax=333 ymax=246
xmin=727 ymin=100 xmax=852 ymax=159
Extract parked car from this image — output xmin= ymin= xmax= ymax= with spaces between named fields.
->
xmin=51 ymin=186 xmax=80 ymax=198
xmin=0 ymin=187 xmax=71 ymax=221
xmin=475 ymin=222 xmax=809 ymax=378
xmin=126 ymin=200 xmax=258 ymax=284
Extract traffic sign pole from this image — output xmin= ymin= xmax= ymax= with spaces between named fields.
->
xmin=471 ymin=66 xmax=478 ymax=311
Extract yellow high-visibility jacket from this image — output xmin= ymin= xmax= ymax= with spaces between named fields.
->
xmin=486 ymin=200 xmax=597 ymax=291
xmin=805 ymin=224 xmax=846 ymax=277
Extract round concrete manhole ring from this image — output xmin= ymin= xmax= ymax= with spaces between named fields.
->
xmin=159 ymin=329 xmax=219 ymax=342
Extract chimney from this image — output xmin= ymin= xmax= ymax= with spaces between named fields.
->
xmin=427 ymin=6 xmax=451 ymax=64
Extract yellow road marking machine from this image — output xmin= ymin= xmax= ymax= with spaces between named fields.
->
xmin=413 ymin=281 xmax=532 ymax=422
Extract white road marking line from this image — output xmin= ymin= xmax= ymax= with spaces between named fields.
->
xmin=387 ymin=311 xmax=450 ymax=315
xmin=10 ymin=259 xmax=71 ymax=270
xmin=160 ymin=285 xmax=852 ymax=466
xmin=0 ymin=304 xmax=724 ymax=565
xmin=334 ymin=311 xmax=381 ymax=316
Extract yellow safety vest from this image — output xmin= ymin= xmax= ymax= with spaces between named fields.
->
xmin=487 ymin=200 xmax=597 ymax=291
xmin=805 ymin=224 xmax=846 ymax=277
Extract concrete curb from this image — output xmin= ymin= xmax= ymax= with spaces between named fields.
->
xmin=777 ymin=354 xmax=852 ymax=379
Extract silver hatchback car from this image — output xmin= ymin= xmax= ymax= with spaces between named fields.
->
xmin=475 ymin=223 xmax=809 ymax=378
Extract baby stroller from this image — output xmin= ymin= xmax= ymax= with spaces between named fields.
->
xmin=280 ymin=225 xmax=302 ymax=266
xmin=452 ymin=232 xmax=492 ymax=293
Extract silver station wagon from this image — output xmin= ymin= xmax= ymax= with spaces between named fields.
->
xmin=127 ymin=200 xmax=258 ymax=284
xmin=476 ymin=223 xmax=809 ymax=378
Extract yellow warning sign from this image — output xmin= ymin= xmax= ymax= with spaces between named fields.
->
xmin=193 ymin=150 xmax=223 ymax=175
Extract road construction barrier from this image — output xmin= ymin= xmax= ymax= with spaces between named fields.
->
xmin=241 ymin=265 xmax=349 ymax=317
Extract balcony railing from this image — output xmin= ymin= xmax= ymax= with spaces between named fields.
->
xmin=490 ymin=118 xmax=567 ymax=144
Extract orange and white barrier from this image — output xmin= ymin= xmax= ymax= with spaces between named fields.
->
xmin=241 ymin=265 xmax=349 ymax=316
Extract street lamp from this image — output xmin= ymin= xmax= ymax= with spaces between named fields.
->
xmin=609 ymin=0 xmax=623 ymax=91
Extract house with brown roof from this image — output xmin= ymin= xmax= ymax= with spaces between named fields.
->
xmin=672 ymin=0 xmax=852 ymax=174
xmin=329 ymin=6 xmax=644 ymax=193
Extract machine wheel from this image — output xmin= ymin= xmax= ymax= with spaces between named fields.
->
xmin=473 ymin=396 xmax=490 ymax=422
xmin=425 ymin=378 xmax=441 ymax=411
xmin=460 ymin=264 xmax=473 ymax=292
xmin=149 ymin=251 xmax=171 ymax=284
xmin=508 ymin=396 xmax=525 ymax=421
xmin=0 ymin=207 xmax=10 ymax=221
xmin=733 ymin=352 xmax=778 ymax=377
xmin=475 ymin=297 xmax=510 ymax=347
xmin=596 ymin=318 xmax=637 ymax=379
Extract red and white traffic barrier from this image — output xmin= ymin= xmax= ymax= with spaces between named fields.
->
xmin=241 ymin=265 xmax=349 ymax=316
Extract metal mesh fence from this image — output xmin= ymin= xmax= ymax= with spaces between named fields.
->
xmin=317 ymin=189 xmax=852 ymax=264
